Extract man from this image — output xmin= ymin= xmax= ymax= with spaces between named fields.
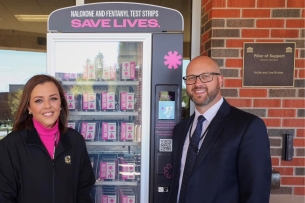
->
xmin=168 ymin=56 xmax=271 ymax=203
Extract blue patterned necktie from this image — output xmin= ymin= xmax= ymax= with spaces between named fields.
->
xmin=179 ymin=115 xmax=206 ymax=203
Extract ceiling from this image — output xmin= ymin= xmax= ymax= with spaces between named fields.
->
xmin=0 ymin=0 xmax=191 ymax=53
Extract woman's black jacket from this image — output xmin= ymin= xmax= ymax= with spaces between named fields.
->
xmin=0 ymin=128 xmax=96 ymax=203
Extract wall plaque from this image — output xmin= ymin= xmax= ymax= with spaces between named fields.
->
xmin=243 ymin=42 xmax=295 ymax=87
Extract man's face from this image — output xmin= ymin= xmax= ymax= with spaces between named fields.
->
xmin=185 ymin=58 xmax=223 ymax=108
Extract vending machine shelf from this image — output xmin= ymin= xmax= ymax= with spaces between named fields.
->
xmin=95 ymin=181 xmax=138 ymax=186
xmin=86 ymin=141 xmax=139 ymax=146
xmin=69 ymin=111 xmax=138 ymax=116
xmin=61 ymin=81 xmax=139 ymax=86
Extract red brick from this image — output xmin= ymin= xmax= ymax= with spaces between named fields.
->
xmin=208 ymin=10 xmax=213 ymax=20
xmin=242 ymin=9 xmax=270 ymax=18
xmin=226 ymin=99 xmax=252 ymax=107
xmin=202 ymin=0 xmax=210 ymax=7
xmin=299 ymin=69 xmax=305 ymax=78
xmin=240 ymin=89 xmax=267 ymax=97
xmin=272 ymin=157 xmax=280 ymax=166
xmin=225 ymin=59 xmax=243 ymax=67
xmin=283 ymin=100 xmax=305 ymax=108
xmin=294 ymin=187 xmax=305 ymax=195
xmin=256 ymin=39 xmax=284 ymax=42
xmin=294 ymin=138 xmax=305 ymax=147
xmin=287 ymin=0 xmax=305 ymax=8
xmin=210 ymin=9 xmax=240 ymax=18
xmin=206 ymin=1 xmax=213 ymax=12
xmin=224 ymin=79 xmax=242 ymax=87
xmin=281 ymin=158 xmax=305 ymax=166
xmin=268 ymin=109 xmax=296 ymax=117
xmin=256 ymin=19 xmax=284 ymax=28
xmin=242 ymin=29 xmax=269 ymax=38
xmin=201 ymin=51 xmax=209 ymax=56
xmin=253 ymin=99 xmax=281 ymax=107
xmin=262 ymin=119 xmax=281 ymax=127
xmin=297 ymin=129 xmax=305 ymax=137
xmin=272 ymin=167 xmax=294 ymax=175
xmin=303 ymin=9 xmax=305 ymax=18
xmin=287 ymin=19 xmax=305 ymax=28
xmin=271 ymin=29 xmax=299 ymax=38
xmin=226 ymin=39 xmax=254 ymax=48
xmin=296 ymin=59 xmax=305 ymax=68
xmin=228 ymin=0 xmax=255 ymax=7
xmin=283 ymin=119 xmax=305 ymax=127
xmin=257 ymin=0 xmax=285 ymax=7
xmin=281 ymin=177 xmax=305 ymax=185
xmin=212 ymin=0 xmax=226 ymax=7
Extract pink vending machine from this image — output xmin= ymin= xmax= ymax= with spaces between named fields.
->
xmin=47 ymin=2 xmax=183 ymax=203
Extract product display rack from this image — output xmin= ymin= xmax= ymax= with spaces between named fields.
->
xmin=47 ymin=31 xmax=152 ymax=203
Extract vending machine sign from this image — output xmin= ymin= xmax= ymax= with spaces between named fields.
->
xmin=48 ymin=2 xmax=183 ymax=33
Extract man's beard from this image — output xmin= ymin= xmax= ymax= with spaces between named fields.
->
xmin=187 ymin=82 xmax=220 ymax=107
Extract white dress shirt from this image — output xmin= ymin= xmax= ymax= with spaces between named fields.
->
xmin=176 ymin=97 xmax=224 ymax=202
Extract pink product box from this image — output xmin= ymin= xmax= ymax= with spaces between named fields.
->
xmin=101 ymin=122 xmax=116 ymax=141
xmin=99 ymin=161 xmax=116 ymax=180
xmin=82 ymin=64 xmax=88 ymax=80
xmin=119 ymin=158 xmax=135 ymax=180
xmin=120 ymin=122 xmax=134 ymax=141
xmin=119 ymin=189 xmax=135 ymax=203
xmin=82 ymin=93 xmax=97 ymax=111
xmin=121 ymin=62 xmax=136 ymax=80
xmin=67 ymin=122 xmax=76 ymax=129
xmin=65 ymin=92 xmax=76 ymax=110
xmin=120 ymin=92 xmax=134 ymax=111
xmin=101 ymin=195 xmax=116 ymax=203
xmin=101 ymin=92 xmax=115 ymax=111
xmin=102 ymin=65 xmax=116 ymax=80
xmin=80 ymin=122 xmax=96 ymax=140
xmin=63 ymin=73 xmax=77 ymax=81
xmin=87 ymin=63 xmax=96 ymax=80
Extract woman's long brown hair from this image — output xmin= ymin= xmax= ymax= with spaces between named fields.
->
xmin=13 ymin=74 xmax=68 ymax=134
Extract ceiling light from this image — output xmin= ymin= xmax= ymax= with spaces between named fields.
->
xmin=14 ymin=15 xmax=49 ymax=22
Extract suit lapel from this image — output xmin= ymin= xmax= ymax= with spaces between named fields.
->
xmin=193 ymin=99 xmax=231 ymax=169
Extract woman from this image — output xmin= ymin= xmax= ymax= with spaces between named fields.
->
xmin=0 ymin=74 xmax=96 ymax=203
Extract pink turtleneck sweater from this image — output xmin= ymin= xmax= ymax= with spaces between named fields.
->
xmin=33 ymin=118 xmax=60 ymax=159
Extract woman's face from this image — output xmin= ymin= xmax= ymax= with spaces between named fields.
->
xmin=28 ymin=82 xmax=61 ymax=128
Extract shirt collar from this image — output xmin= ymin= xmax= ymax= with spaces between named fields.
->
xmin=194 ymin=97 xmax=224 ymax=123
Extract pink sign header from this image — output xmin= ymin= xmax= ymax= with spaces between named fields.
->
xmin=48 ymin=2 xmax=184 ymax=33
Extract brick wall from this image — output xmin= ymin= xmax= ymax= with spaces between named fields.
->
xmin=201 ymin=0 xmax=305 ymax=197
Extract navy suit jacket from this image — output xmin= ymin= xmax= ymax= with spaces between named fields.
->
xmin=167 ymin=99 xmax=271 ymax=203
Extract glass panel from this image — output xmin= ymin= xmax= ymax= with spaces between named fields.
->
xmin=50 ymin=37 xmax=146 ymax=203
xmin=0 ymin=49 xmax=46 ymax=139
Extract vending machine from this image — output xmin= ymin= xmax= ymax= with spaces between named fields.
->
xmin=47 ymin=2 xmax=183 ymax=203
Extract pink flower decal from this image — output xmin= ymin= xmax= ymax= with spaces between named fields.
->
xmin=164 ymin=51 xmax=182 ymax=69
xmin=163 ymin=163 xmax=172 ymax=179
